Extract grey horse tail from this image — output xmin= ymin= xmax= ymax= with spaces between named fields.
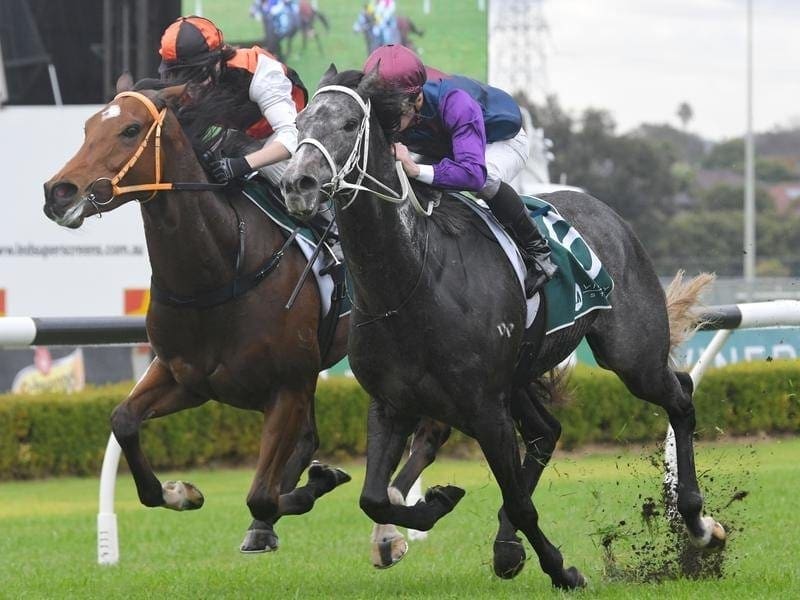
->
xmin=664 ymin=270 xmax=716 ymax=363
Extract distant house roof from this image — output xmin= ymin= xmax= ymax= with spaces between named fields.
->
xmin=695 ymin=169 xmax=743 ymax=190
xmin=768 ymin=181 xmax=800 ymax=215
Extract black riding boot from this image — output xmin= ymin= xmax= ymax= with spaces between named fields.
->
xmin=486 ymin=182 xmax=558 ymax=297
xmin=309 ymin=206 xmax=344 ymax=275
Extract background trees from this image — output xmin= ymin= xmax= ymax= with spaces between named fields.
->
xmin=521 ymin=95 xmax=800 ymax=277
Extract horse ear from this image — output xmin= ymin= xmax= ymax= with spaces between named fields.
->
xmin=318 ymin=63 xmax=338 ymax=87
xmin=156 ymin=84 xmax=188 ymax=110
xmin=116 ymin=72 xmax=134 ymax=94
xmin=357 ymin=60 xmax=381 ymax=96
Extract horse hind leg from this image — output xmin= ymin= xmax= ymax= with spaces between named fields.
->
xmin=474 ymin=405 xmax=584 ymax=589
xmin=668 ymin=371 xmax=726 ymax=548
xmin=493 ymin=382 xmax=563 ymax=579
xmin=587 ymin=329 xmax=726 ymax=551
xmin=110 ymin=358 xmax=207 ymax=511
xmin=371 ymin=418 xmax=452 ymax=569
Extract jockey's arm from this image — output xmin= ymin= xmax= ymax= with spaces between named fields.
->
xmin=244 ymin=53 xmax=299 ymax=170
xmin=399 ymin=88 xmax=487 ymax=191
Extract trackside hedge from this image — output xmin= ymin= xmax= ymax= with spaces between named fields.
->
xmin=0 ymin=361 xmax=797 ymax=479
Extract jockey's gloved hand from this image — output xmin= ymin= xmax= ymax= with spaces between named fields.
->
xmin=210 ymin=156 xmax=252 ymax=183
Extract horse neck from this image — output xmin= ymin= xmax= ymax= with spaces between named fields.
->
xmin=335 ymin=129 xmax=426 ymax=309
xmin=138 ymin=131 xmax=246 ymax=295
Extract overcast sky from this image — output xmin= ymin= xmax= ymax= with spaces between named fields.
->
xmin=540 ymin=0 xmax=800 ymax=141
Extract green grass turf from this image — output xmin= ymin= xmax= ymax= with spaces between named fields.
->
xmin=183 ymin=0 xmax=488 ymax=89
xmin=1 ymin=436 xmax=798 ymax=598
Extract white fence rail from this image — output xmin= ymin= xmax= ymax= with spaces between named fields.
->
xmin=2 ymin=300 xmax=799 ymax=565
xmin=0 ymin=316 xmax=146 ymax=347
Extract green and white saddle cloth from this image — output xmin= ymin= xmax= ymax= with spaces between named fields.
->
xmin=457 ymin=193 xmax=613 ymax=334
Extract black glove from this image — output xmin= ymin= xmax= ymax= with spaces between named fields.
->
xmin=210 ymin=156 xmax=252 ymax=183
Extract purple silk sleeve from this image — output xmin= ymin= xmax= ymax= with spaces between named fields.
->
xmin=431 ymin=89 xmax=488 ymax=191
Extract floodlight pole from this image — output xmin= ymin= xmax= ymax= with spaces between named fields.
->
xmin=0 ymin=39 xmax=8 ymax=105
xmin=743 ymin=0 xmax=756 ymax=285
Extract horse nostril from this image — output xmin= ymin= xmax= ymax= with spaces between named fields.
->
xmin=298 ymin=175 xmax=318 ymax=193
xmin=48 ymin=181 xmax=79 ymax=204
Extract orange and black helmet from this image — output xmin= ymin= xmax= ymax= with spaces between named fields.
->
xmin=158 ymin=16 xmax=225 ymax=74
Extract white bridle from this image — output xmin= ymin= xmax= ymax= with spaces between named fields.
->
xmin=296 ymin=85 xmax=435 ymax=216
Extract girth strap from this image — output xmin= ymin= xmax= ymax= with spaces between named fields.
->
xmin=150 ymin=231 xmax=296 ymax=309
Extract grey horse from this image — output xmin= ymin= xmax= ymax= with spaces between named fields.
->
xmin=281 ymin=66 xmax=726 ymax=588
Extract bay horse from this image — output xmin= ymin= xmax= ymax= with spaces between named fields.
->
xmin=281 ymin=66 xmax=726 ymax=588
xmin=291 ymin=0 xmax=330 ymax=56
xmin=41 ymin=75 xmax=360 ymax=554
xmin=257 ymin=0 xmax=329 ymax=60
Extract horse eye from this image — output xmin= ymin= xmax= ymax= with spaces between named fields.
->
xmin=343 ymin=119 xmax=359 ymax=132
xmin=121 ymin=124 xmax=142 ymax=138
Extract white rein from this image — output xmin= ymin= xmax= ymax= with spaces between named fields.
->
xmin=296 ymin=85 xmax=436 ymax=216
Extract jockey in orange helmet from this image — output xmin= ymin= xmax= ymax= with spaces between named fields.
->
xmin=158 ymin=15 xmax=308 ymax=188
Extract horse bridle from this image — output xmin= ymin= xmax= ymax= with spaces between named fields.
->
xmin=296 ymin=85 xmax=435 ymax=216
xmin=296 ymin=86 xmax=436 ymax=326
xmin=85 ymin=90 xmax=226 ymax=208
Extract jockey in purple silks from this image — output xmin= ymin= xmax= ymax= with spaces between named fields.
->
xmin=363 ymin=44 xmax=558 ymax=297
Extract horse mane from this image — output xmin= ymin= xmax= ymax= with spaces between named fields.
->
xmin=176 ymin=69 xmax=262 ymax=158
xmin=133 ymin=76 xmax=261 ymax=160
xmin=426 ymin=190 xmax=476 ymax=236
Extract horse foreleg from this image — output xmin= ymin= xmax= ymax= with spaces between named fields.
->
xmin=494 ymin=384 xmax=562 ymax=579
xmin=272 ymin=393 xmax=351 ymax=517
xmin=240 ymin=398 xmax=321 ymax=553
xmin=246 ymin=385 xmax=311 ymax=524
xmin=285 ymin=34 xmax=294 ymax=60
xmin=360 ymin=400 xmax=462 ymax=532
xmin=110 ymin=358 xmax=207 ymax=510
xmin=475 ymin=405 xmax=585 ymax=590
xmin=300 ymin=27 xmax=308 ymax=54
xmin=370 ymin=418 xmax=451 ymax=568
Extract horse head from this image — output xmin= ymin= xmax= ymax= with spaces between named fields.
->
xmin=43 ymin=75 xmax=187 ymax=228
xmin=281 ymin=63 xmax=404 ymax=220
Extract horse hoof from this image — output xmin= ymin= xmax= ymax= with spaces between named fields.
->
xmin=492 ymin=538 xmax=526 ymax=579
xmin=240 ymin=528 xmax=279 ymax=553
xmin=691 ymin=516 xmax=727 ymax=550
xmin=371 ymin=535 xmax=409 ymax=569
xmin=423 ymin=485 xmax=466 ymax=512
xmin=308 ymin=461 xmax=352 ymax=490
xmin=554 ymin=566 xmax=587 ymax=590
xmin=162 ymin=480 xmax=204 ymax=511
xmin=706 ymin=520 xmax=727 ymax=550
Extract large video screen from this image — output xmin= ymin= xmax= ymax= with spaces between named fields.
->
xmin=188 ymin=0 xmax=487 ymax=89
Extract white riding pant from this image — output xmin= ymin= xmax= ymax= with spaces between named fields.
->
xmin=479 ymin=126 xmax=530 ymax=200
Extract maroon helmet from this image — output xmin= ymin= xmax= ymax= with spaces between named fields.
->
xmin=363 ymin=44 xmax=426 ymax=95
